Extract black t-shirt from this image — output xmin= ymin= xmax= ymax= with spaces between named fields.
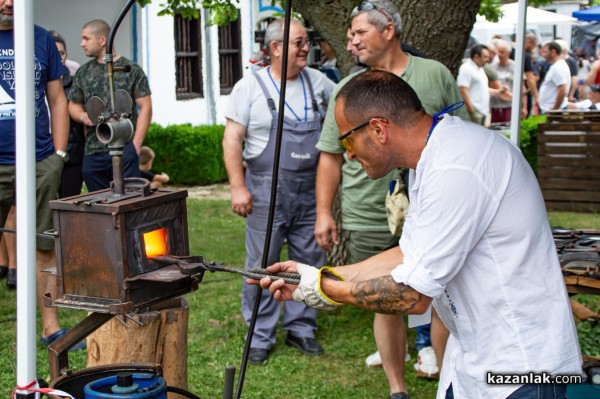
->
xmin=565 ymin=56 xmax=578 ymax=77
xmin=511 ymin=47 xmax=533 ymax=73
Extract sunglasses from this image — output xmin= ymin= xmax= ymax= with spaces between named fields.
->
xmin=338 ymin=117 xmax=387 ymax=152
xmin=278 ymin=38 xmax=313 ymax=49
xmin=357 ymin=1 xmax=393 ymax=24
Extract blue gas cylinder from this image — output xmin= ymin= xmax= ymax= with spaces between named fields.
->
xmin=84 ymin=372 xmax=167 ymax=399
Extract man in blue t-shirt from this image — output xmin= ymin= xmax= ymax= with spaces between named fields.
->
xmin=0 ymin=0 xmax=83 ymax=349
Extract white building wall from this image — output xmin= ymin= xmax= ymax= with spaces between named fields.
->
xmin=34 ymin=0 xmax=137 ymax=67
xmin=541 ymin=1 xmax=588 ymax=48
xmin=34 ymin=1 xmax=304 ymax=127
xmin=144 ymin=1 xmax=278 ymax=126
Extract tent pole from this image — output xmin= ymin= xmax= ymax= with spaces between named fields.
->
xmin=510 ymin=0 xmax=528 ymax=145
xmin=14 ymin=0 xmax=38 ymax=396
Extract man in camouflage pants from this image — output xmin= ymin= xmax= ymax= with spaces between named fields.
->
xmin=68 ymin=19 xmax=152 ymax=192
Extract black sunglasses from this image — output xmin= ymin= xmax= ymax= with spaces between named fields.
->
xmin=358 ymin=1 xmax=393 ymax=24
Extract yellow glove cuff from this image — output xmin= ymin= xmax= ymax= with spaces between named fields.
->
xmin=317 ymin=266 xmax=345 ymax=306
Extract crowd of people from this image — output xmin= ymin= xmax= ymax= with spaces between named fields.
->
xmin=456 ymin=29 xmax=600 ymax=126
xmin=0 ymin=0 xmax=159 ymax=352
xmin=1 ymin=0 xmax=585 ymax=398
xmin=225 ymin=1 xmax=582 ymax=399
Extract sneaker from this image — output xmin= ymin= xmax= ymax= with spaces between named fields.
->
xmin=390 ymin=393 xmax=410 ymax=399
xmin=413 ymin=346 xmax=439 ymax=379
xmin=40 ymin=328 xmax=86 ymax=352
xmin=365 ymin=348 xmax=411 ymax=368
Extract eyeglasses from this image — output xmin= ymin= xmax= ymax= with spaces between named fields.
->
xmin=358 ymin=1 xmax=393 ymax=25
xmin=338 ymin=117 xmax=387 ymax=152
xmin=279 ymin=38 xmax=313 ymax=49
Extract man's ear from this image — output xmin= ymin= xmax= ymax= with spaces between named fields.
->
xmin=270 ymin=41 xmax=280 ymax=58
xmin=100 ymin=35 xmax=107 ymax=48
xmin=384 ymin=24 xmax=395 ymax=41
xmin=371 ymin=118 xmax=389 ymax=144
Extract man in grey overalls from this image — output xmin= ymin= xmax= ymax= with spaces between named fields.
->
xmin=222 ymin=18 xmax=336 ymax=365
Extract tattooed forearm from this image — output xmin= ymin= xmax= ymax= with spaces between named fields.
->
xmin=349 ymin=275 xmax=422 ymax=314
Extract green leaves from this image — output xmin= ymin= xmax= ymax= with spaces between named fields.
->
xmin=137 ymin=0 xmax=241 ymax=25
xmin=203 ymin=0 xmax=240 ymax=26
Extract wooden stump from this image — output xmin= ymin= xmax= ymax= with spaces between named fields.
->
xmin=86 ymin=297 xmax=189 ymax=399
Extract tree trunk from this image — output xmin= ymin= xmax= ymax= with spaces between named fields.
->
xmin=292 ymin=0 xmax=481 ymax=265
xmin=397 ymin=0 xmax=481 ymax=76
xmin=294 ymin=0 xmax=481 ymax=76
xmin=86 ymin=298 xmax=189 ymax=399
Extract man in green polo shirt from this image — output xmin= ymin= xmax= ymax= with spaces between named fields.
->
xmin=314 ymin=1 xmax=468 ymax=398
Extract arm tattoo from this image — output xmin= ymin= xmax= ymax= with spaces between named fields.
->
xmin=350 ymin=275 xmax=422 ymax=314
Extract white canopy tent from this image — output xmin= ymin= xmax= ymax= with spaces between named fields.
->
xmin=498 ymin=2 xmax=578 ymax=26
xmin=473 ymin=3 xmax=578 ymax=39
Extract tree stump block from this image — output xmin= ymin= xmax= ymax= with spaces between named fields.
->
xmin=86 ymin=297 xmax=189 ymax=399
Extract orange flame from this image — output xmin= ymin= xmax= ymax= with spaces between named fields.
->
xmin=144 ymin=228 xmax=168 ymax=258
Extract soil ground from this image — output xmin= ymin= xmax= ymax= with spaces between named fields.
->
xmin=166 ymin=183 xmax=231 ymax=201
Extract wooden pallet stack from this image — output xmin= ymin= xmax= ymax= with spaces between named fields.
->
xmin=538 ymin=110 xmax=600 ymax=212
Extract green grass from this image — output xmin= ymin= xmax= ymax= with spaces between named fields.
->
xmin=0 ymin=200 xmax=598 ymax=398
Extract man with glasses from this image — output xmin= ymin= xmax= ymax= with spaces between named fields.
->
xmin=314 ymin=1 xmax=467 ymax=397
xmin=254 ymin=69 xmax=582 ymax=399
xmin=223 ymin=18 xmax=335 ymax=365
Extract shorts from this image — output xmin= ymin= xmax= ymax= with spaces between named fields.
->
xmin=491 ymin=108 xmax=511 ymax=124
xmin=0 ymin=153 xmax=64 ymax=250
xmin=468 ymin=109 xmax=486 ymax=126
xmin=343 ymin=229 xmax=399 ymax=264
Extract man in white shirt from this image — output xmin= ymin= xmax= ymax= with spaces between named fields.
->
xmin=489 ymin=40 xmax=514 ymax=123
xmin=457 ymin=44 xmax=490 ymax=125
xmin=539 ymin=41 xmax=571 ymax=114
xmin=254 ymin=70 xmax=582 ymax=399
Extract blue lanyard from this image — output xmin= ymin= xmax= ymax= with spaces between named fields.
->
xmin=267 ymin=66 xmax=308 ymax=122
xmin=425 ymin=101 xmax=465 ymax=144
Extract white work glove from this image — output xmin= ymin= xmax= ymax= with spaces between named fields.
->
xmin=292 ymin=263 xmax=345 ymax=311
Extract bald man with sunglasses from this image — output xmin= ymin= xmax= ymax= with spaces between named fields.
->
xmin=314 ymin=1 xmax=467 ymax=398
xmin=253 ymin=70 xmax=582 ymax=399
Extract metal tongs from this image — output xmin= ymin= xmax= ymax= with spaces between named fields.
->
xmin=152 ymin=255 xmax=301 ymax=285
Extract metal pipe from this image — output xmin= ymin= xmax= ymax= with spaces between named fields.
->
xmin=510 ymin=0 xmax=528 ymax=145
xmin=112 ymin=155 xmax=125 ymax=195
xmin=235 ymin=1 xmax=294 ymax=398
xmin=223 ymin=366 xmax=236 ymax=399
xmin=14 ymin=0 xmax=38 ymax=396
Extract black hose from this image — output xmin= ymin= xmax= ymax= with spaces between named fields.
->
xmin=107 ymin=0 xmax=136 ymax=56
xmin=167 ymin=386 xmax=203 ymax=399
xmin=234 ymin=1 xmax=294 ymax=398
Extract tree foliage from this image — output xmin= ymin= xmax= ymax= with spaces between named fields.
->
xmin=141 ymin=0 xmax=558 ymax=25
xmin=136 ymin=0 xmax=558 ymax=75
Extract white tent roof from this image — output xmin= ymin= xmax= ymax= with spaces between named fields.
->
xmin=476 ymin=3 xmax=578 ymax=28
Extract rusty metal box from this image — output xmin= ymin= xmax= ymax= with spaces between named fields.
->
xmin=48 ymin=188 xmax=193 ymax=313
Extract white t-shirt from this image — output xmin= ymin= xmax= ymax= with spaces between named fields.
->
xmin=490 ymin=59 xmax=514 ymax=109
xmin=224 ymin=66 xmax=335 ymax=160
xmin=457 ymin=60 xmax=490 ymax=116
xmin=391 ymin=116 xmax=582 ymax=399
xmin=539 ymin=59 xmax=571 ymax=113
